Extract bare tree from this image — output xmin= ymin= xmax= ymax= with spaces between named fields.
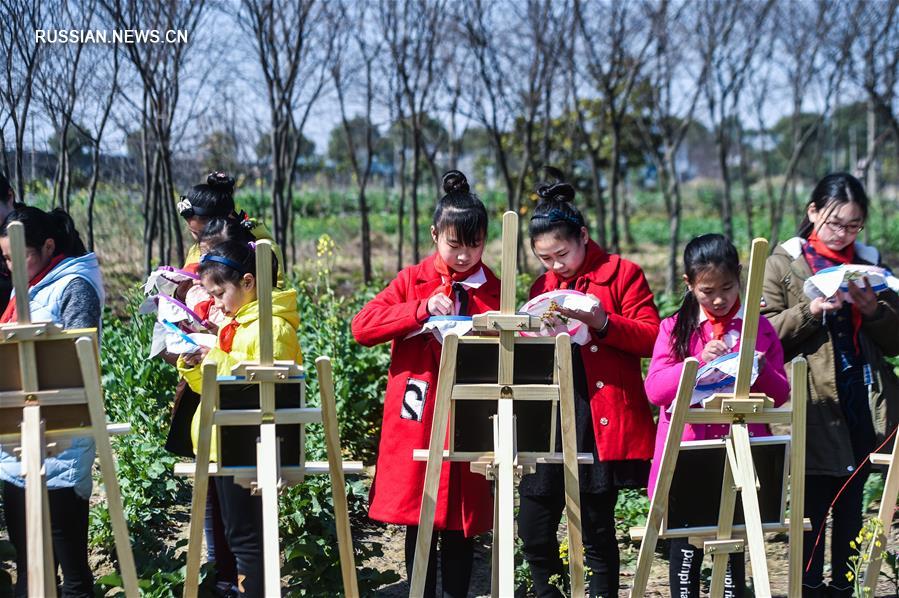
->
xmin=37 ymin=0 xmax=92 ymax=211
xmin=848 ymin=0 xmax=899 ymax=231
xmin=461 ymin=0 xmax=563 ymax=267
xmin=102 ymin=0 xmax=207 ymax=272
xmin=0 ymin=0 xmax=44 ymax=201
xmin=636 ymin=0 xmax=709 ymax=293
xmin=762 ymin=0 xmax=848 ymax=245
xmin=380 ymin=0 xmax=445 ymax=264
xmin=331 ymin=0 xmax=382 ymax=283
xmin=575 ymin=0 xmax=653 ymax=253
xmin=238 ymin=0 xmax=334 ymax=267
xmin=387 ymin=66 xmax=410 ymax=271
xmin=697 ymin=0 xmax=773 ymax=241
xmin=74 ymin=39 xmax=120 ymax=251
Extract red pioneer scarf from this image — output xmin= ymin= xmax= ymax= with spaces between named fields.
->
xmin=701 ymin=298 xmax=742 ymax=340
xmin=0 ymin=254 xmax=67 ymax=324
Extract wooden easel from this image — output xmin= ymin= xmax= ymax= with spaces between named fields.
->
xmin=862 ymin=424 xmax=899 ymax=591
xmin=176 ymin=239 xmax=362 ymax=597
xmin=629 ymin=238 xmax=810 ymax=598
xmin=411 ymin=211 xmax=592 ymax=598
xmin=0 ymin=221 xmax=138 ymax=597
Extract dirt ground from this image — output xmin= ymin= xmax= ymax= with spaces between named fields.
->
xmin=358 ymin=520 xmax=899 ymax=597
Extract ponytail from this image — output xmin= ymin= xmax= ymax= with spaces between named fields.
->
xmin=671 ymin=290 xmax=700 ymax=362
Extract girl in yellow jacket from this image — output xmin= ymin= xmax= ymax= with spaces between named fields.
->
xmin=179 ymin=239 xmax=302 ymax=598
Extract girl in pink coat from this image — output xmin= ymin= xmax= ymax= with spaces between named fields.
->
xmin=644 ymin=233 xmax=790 ymax=598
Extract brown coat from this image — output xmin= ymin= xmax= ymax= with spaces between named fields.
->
xmin=762 ymin=238 xmax=899 ymax=476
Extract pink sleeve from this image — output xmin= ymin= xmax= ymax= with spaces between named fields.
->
xmin=644 ymin=317 xmax=685 ymax=408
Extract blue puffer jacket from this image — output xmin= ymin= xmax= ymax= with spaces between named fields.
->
xmin=0 ymin=254 xmax=105 ymax=499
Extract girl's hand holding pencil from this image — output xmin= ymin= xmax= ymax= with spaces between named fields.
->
xmin=700 ymin=339 xmax=729 ymax=364
xmin=809 ymin=294 xmax=843 ymax=320
xmin=427 ymin=292 xmax=455 ymax=316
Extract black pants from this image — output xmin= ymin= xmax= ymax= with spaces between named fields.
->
xmin=668 ymin=537 xmax=744 ymax=597
xmin=404 ymin=525 xmax=474 ymax=598
xmin=518 ymin=490 xmax=619 ymax=598
xmin=802 ymin=468 xmax=868 ymax=592
xmin=215 ymin=476 xmax=264 ymax=597
xmin=205 ymin=480 xmax=238 ymax=589
xmin=2 ymin=482 xmax=93 ymax=597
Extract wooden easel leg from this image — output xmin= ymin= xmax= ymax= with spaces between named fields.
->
xmin=258 ymin=422 xmax=282 ymax=595
xmin=23 ymin=405 xmax=56 ymax=598
xmin=76 ymin=338 xmax=139 ymax=597
xmin=495 ymin=393 xmax=515 ymax=597
xmin=789 ymin=358 xmax=808 ymax=597
xmin=865 ymin=426 xmax=899 ymax=592
xmin=708 ymin=441 xmax=738 ymax=598
xmin=315 ymin=357 xmax=360 ymax=598
xmin=629 ymin=359 xmax=699 ymax=597
xmin=183 ymin=364 xmax=218 ymax=598
xmin=490 ymin=486 xmax=499 ymax=598
xmin=731 ymin=423 xmax=771 ymax=597
xmin=410 ymin=334 xmax=458 ymax=598
xmin=556 ymin=336 xmax=584 ymax=598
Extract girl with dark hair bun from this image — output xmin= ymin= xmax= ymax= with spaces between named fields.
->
xmin=0 ymin=205 xmax=104 ymax=596
xmin=518 ymin=167 xmax=660 ymax=597
xmin=352 ymin=170 xmax=499 ymax=598
xmin=177 ymin=171 xmax=284 ymax=284
xmin=645 ymin=233 xmax=790 ymax=598
xmin=763 ymin=172 xmax=899 ymax=596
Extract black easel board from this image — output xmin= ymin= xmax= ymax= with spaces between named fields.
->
xmin=665 ymin=436 xmax=789 ymax=532
xmin=218 ymin=382 xmax=304 ymax=467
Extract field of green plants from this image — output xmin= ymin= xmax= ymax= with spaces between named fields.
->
xmin=1 ymin=182 xmax=899 ymax=596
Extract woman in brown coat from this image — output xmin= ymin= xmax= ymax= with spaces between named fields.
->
xmin=762 ymin=173 xmax=899 ymax=597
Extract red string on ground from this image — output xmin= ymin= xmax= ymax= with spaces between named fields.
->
xmin=805 ymin=424 xmax=899 ymax=573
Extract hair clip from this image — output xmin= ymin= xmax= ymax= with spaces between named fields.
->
xmin=177 ymin=198 xmax=193 ymax=216
xmin=247 ymin=241 xmax=257 ymax=250
xmin=201 ymin=254 xmax=246 ymax=273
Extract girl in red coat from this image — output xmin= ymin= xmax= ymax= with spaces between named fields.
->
xmin=352 ymin=170 xmax=500 ymax=598
xmin=518 ymin=169 xmax=660 ymax=597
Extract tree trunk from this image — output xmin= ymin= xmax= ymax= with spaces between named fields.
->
xmin=621 ymin=172 xmax=634 ymax=247
xmin=716 ymin=126 xmax=734 ymax=240
xmin=738 ymin=128 xmax=753 ymax=239
xmin=666 ymin=177 xmax=683 ymax=296
xmin=587 ymin=151 xmax=606 ymax=247
xmin=359 ymin=186 xmax=372 ymax=282
xmin=87 ymin=141 xmax=101 ymax=251
xmin=411 ymin=128 xmax=422 ymax=264
xmin=608 ymin=122 xmax=622 ymax=252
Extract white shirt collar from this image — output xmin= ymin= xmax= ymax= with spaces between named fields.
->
xmin=445 ymin=267 xmax=486 ymax=289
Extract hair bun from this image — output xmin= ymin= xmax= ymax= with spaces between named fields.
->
xmin=537 ymin=166 xmax=575 ymax=202
xmin=207 ymin=171 xmax=235 ymax=193
xmin=442 ymin=170 xmax=470 ymax=195
xmin=536 ymin=182 xmax=575 ymax=203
